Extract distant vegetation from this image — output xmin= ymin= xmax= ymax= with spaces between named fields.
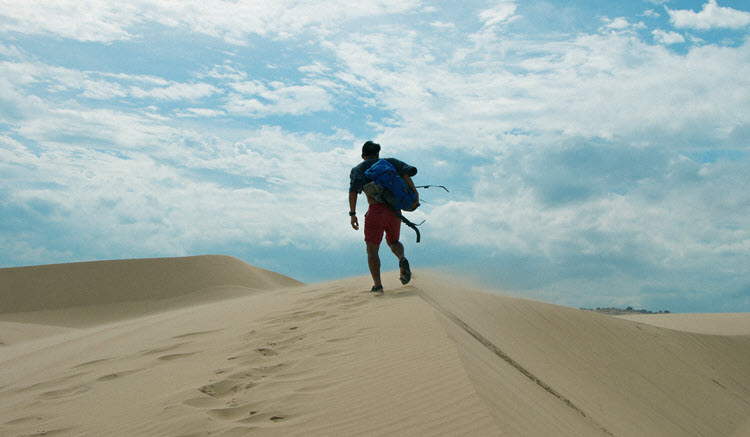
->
xmin=581 ymin=306 xmax=671 ymax=316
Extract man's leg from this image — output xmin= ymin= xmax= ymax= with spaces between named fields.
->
xmin=388 ymin=240 xmax=411 ymax=285
xmin=387 ymin=240 xmax=404 ymax=260
xmin=366 ymin=242 xmax=382 ymax=288
xmin=385 ymin=210 xmax=410 ymax=285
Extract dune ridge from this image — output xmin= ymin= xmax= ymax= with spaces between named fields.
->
xmin=0 ymin=255 xmax=302 ymax=314
xmin=2 ymin=257 xmax=750 ymax=436
xmin=417 ymin=275 xmax=750 ymax=436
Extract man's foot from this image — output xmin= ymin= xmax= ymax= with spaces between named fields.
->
xmin=399 ymin=258 xmax=411 ymax=285
xmin=370 ymin=285 xmax=384 ymax=293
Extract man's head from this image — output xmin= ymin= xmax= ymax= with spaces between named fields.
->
xmin=362 ymin=141 xmax=381 ymax=159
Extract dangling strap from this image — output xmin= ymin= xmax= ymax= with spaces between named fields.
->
xmin=395 ymin=212 xmax=424 ymax=243
xmin=415 ymin=185 xmax=449 ymax=192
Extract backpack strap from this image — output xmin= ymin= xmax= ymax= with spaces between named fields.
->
xmin=395 ymin=211 xmax=424 ymax=243
xmin=415 ymin=185 xmax=449 ymax=192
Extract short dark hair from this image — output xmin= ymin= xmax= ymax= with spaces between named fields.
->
xmin=362 ymin=141 xmax=381 ymax=157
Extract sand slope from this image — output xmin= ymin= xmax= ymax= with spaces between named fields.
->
xmin=2 ymin=257 xmax=750 ymax=436
xmin=419 ymin=275 xmax=750 ymax=436
xmin=0 ymin=255 xmax=302 ymax=329
xmin=1 ymin=255 xmax=302 ymax=313
xmin=618 ymin=313 xmax=750 ymax=335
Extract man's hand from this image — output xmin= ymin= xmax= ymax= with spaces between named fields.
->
xmin=402 ymin=173 xmax=419 ymax=211
xmin=401 ymin=191 xmax=419 ymax=212
xmin=349 ymin=191 xmax=359 ymax=230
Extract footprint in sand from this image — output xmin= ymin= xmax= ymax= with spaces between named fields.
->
xmin=38 ymin=384 xmax=91 ymax=400
xmin=139 ymin=342 xmax=190 ymax=356
xmin=72 ymin=357 xmax=113 ymax=369
xmin=207 ymin=404 xmax=259 ymax=421
xmin=3 ymin=416 xmax=45 ymax=426
xmin=96 ymin=369 xmax=144 ymax=382
xmin=172 ymin=329 xmax=222 ymax=339
xmin=255 ymin=362 xmax=290 ymax=376
xmin=264 ymin=310 xmax=328 ymax=326
xmin=227 ymin=345 xmax=285 ymax=364
xmin=234 ymin=411 xmax=288 ymax=425
xmin=158 ymin=352 xmax=199 ymax=361
xmin=236 ymin=413 xmax=288 ymax=425
xmin=16 ymin=373 xmax=88 ymax=394
xmin=182 ymin=396 xmax=223 ymax=408
xmin=12 ymin=426 xmax=75 ymax=436
xmin=0 ymin=416 xmax=76 ymax=437
xmin=199 ymin=379 xmax=254 ymax=398
xmin=272 ymin=334 xmax=307 ymax=349
xmin=255 ymin=347 xmax=278 ymax=356
xmin=2 ymin=416 xmax=73 ymax=437
xmin=325 ymin=336 xmax=353 ymax=344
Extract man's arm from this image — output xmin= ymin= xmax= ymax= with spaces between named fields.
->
xmin=401 ymin=173 xmax=419 ymax=210
xmin=349 ymin=190 xmax=359 ymax=230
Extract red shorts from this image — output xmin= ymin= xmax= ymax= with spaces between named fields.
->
xmin=364 ymin=203 xmax=401 ymax=245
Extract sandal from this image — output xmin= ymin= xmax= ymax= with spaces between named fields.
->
xmin=370 ymin=285 xmax=384 ymax=293
xmin=399 ymin=258 xmax=411 ymax=285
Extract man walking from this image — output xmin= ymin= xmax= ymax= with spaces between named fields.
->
xmin=349 ymin=141 xmax=418 ymax=292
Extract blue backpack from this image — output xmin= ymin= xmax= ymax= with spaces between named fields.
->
xmin=364 ymin=159 xmax=419 ymax=211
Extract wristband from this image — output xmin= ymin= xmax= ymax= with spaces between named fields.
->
xmin=349 ymin=211 xmax=357 ymax=216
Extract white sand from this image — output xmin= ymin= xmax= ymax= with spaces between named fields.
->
xmin=2 ymin=256 xmax=750 ymax=436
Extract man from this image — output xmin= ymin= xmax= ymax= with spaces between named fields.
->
xmin=349 ymin=141 xmax=418 ymax=292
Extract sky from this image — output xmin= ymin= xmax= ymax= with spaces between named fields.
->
xmin=1 ymin=0 xmax=749 ymax=313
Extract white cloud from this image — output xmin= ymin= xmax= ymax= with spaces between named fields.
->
xmin=394 ymin=30 xmax=749 ymax=150
xmin=0 ymin=42 xmax=22 ymax=58
xmin=101 ymin=73 xmax=170 ymax=87
xmin=600 ymin=17 xmax=646 ymax=33
xmin=225 ymin=81 xmax=333 ymax=116
xmin=0 ymin=135 xmax=29 ymax=166
xmin=430 ymin=21 xmax=457 ymax=31
xmin=479 ymin=2 xmax=518 ymax=28
xmin=427 ymin=147 xmax=750 ymax=307
xmin=298 ymin=62 xmax=330 ymax=75
xmin=0 ymin=0 xmax=137 ymax=42
xmin=0 ymin=59 xmax=219 ymax=105
xmin=197 ymin=64 xmax=248 ymax=82
xmin=0 ymin=0 xmax=422 ymax=44
xmin=176 ymin=108 xmax=226 ymax=118
xmin=327 ymin=16 xmax=749 ymax=159
xmin=1 ymin=119 xmax=359 ymax=266
xmin=653 ymin=29 xmax=685 ymax=44
xmin=80 ymin=80 xmax=128 ymax=100
xmin=15 ymin=107 xmax=177 ymax=150
xmin=668 ymin=0 xmax=750 ymax=30
xmin=129 ymin=82 xmax=221 ymax=100
xmin=603 ymin=17 xmax=631 ymax=30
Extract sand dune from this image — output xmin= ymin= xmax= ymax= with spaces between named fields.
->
xmin=419 ymin=275 xmax=750 ymax=436
xmin=2 ymin=257 xmax=750 ymax=436
xmin=1 ymin=255 xmax=302 ymax=313
xmin=0 ymin=255 xmax=302 ymax=329
xmin=618 ymin=313 xmax=750 ymax=335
